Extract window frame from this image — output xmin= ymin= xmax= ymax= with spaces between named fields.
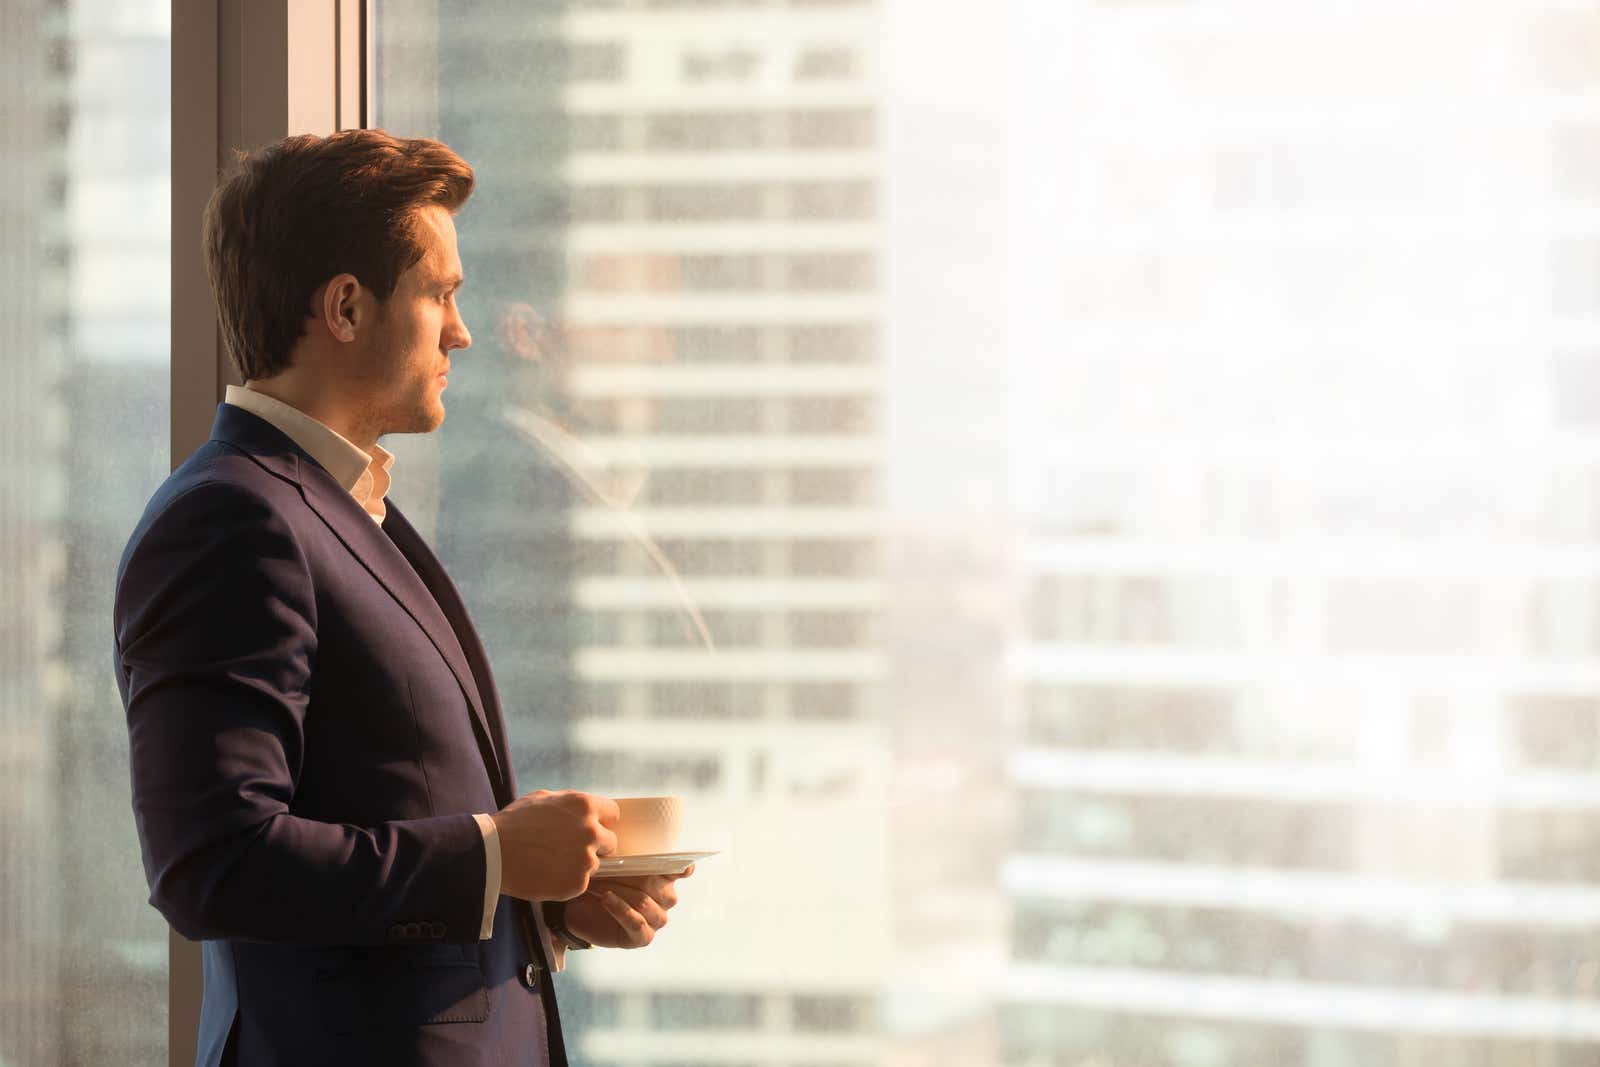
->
xmin=168 ymin=2 xmax=367 ymax=1061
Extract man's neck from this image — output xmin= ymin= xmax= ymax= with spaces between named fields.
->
xmin=243 ymin=379 xmax=377 ymax=453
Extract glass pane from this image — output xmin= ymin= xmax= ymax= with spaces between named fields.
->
xmin=0 ymin=0 xmax=171 ymax=1063
xmin=376 ymin=2 xmax=1600 ymax=1065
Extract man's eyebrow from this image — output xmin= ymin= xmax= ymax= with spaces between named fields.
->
xmin=439 ymin=273 xmax=464 ymax=289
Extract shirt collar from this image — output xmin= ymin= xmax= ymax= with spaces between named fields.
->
xmin=223 ymin=384 xmax=395 ymax=523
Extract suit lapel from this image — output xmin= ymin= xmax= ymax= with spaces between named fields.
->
xmin=381 ymin=502 xmax=519 ymax=801
xmin=300 ymin=465 xmax=511 ymax=798
xmin=209 ymin=404 xmax=509 ymax=802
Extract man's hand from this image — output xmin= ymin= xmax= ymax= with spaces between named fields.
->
xmin=563 ymin=866 xmax=694 ymax=949
xmin=491 ymin=790 xmax=619 ymax=901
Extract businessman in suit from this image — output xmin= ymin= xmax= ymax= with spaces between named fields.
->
xmin=111 ymin=130 xmax=691 ymax=1066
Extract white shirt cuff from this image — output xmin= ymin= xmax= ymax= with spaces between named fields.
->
xmin=472 ymin=813 xmax=501 ymax=940
xmin=544 ymin=915 xmax=567 ymax=974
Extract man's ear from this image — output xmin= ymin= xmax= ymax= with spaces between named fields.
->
xmin=316 ymin=273 xmax=363 ymax=343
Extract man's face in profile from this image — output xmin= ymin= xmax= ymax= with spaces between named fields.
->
xmin=359 ymin=202 xmax=472 ymax=437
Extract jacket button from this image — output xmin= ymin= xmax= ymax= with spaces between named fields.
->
xmin=521 ymin=962 xmax=540 ymax=990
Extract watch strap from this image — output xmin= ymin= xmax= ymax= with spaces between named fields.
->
xmin=542 ymin=899 xmax=592 ymax=951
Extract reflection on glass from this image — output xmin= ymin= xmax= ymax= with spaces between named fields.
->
xmin=373 ymin=1 xmax=1600 ymax=1065
xmin=379 ymin=3 xmax=892 ymax=1063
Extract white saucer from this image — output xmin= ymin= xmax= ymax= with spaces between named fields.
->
xmin=595 ymin=850 xmax=718 ymax=877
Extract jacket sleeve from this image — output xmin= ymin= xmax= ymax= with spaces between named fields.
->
xmin=113 ymin=478 xmax=487 ymax=946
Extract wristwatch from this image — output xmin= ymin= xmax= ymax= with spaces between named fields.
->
xmin=542 ymin=899 xmax=592 ymax=951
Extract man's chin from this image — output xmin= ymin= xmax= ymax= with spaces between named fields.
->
xmin=388 ymin=403 xmax=446 ymax=437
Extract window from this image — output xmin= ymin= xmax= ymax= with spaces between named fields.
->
xmin=787 ymin=323 xmax=874 ymax=364
xmin=368 ymin=3 xmax=1600 ymax=1065
xmin=793 ymin=47 xmax=860 ymax=81
xmin=787 ymin=467 xmax=876 ymax=507
xmin=788 ymin=395 xmax=875 ymax=434
xmin=791 ymin=682 xmax=860 ymax=721
xmin=644 ymin=183 xmax=768 ymax=221
xmin=790 ymin=610 xmax=873 ymax=647
xmin=650 ymin=992 xmax=764 ymax=1029
xmin=642 ymin=468 xmax=767 ymax=506
xmin=786 ymin=108 xmax=875 ymax=150
xmin=793 ymin=994 xmax=876 ymax=1032
xmin=788 ymin=178 xmax=875 ymax=219
xmin=649 ymin=681 xmax=766 ymax=719
xmin=1 ymin=2 xmax=171 ymax=1061
xmin=645 ymin=111 xmax=768 ymax=152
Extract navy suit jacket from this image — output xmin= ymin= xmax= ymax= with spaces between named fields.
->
xmin=112 ymin=403 xmax=567 ymax=1067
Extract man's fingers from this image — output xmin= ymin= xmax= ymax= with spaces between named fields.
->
xmin=602 ymin=883 xmax=670 ymax=929
xmin=594 ymin=795 xmax=621 ymax=827
xmin=597 ymin=889 xmax=654 ymax=945
xmin=594 ymin=824 xmax=618 ymax=858
xmin=625 ymin=875 xmax=678 ymax=909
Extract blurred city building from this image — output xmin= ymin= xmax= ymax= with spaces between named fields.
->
xmin=1005 ymin=3 xmax=1600 ymax=1065
xmin=0 ymin=0 xmax=171 ymax=1064
xmin=379 ymin=1 xmax=893 ymax=1064
xmin=0 ymin=0 xmax=65 ymax=1060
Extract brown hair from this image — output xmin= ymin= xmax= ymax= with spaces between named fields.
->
xmin=202 ymin=129 xmax=475 ymax=381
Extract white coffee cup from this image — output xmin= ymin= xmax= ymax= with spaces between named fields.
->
xmin=611 ymin=796 xmax=683 ymax=856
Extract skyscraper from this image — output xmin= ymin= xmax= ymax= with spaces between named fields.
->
xmin=0 ymin=0 xmax=65 ymax=1059
xmin=1 ymin=0 xmax=171 ymax=1063
xmin=1006 ymin=3 xmax=1600 ymax=1065
xmin=379 ymin=2 xmax=891 ymax=1063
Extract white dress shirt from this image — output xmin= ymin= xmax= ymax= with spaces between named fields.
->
xmin=221 ymin=385 xmax=522 ymax=952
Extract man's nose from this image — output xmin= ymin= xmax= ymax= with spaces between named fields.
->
xmin=447 ymin=316 xmax=471 ymax=352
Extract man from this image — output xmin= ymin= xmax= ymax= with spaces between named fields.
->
xmin=112 ymin=129 xmax=691 ymax=1067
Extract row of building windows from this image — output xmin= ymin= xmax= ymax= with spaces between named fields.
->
xmin=639 ymin=466 xmax=876 ymax=507
xmin=458 ymin=532 xmax=881 ymax=593
xmin=578 ymin=250 xmax=875 ymax=293
xmin=569 ymin=393 xmax=877 ymax=436
xmin=1028 ymin=574 xmax=1244 ymax=649
xmin=1001 ymin=1004 xmax=1600 ymax=1067
xmin=564 ymin=680 xmax=865 ymax=722
xmin=530 ymin=608 xmax=877 ymax=648
xmin=449 ymin=465 xmax=876 ymax=523
xmin=1013 ymin=898 xmax=1600 ymax=998
xmin=530 ymin=737 xmax=865 ymax=795
xmin=473 ymin=537 xmax=878 ymax=578
xmin=494 ymin=108 xmax=875 ymax=154
xmin=1020 ymin=790 xmax=1600 ymax=883
xmin=563 ymin=988 xmax=876 ymax=1033
xmin=523 ymin=178 xmax=875 ymax=224
xmin=1034 ymin=462 xmax=1600 ymax=543
xmin=1023 ymin=683 xmax=1361 ymax=762
xmin=447 ymin=39 xmax=859 ymax=86
xmin=1029 ymin=684 xmax=1600 ymax=774
xmin=1047 ymin=236 xmax=1523 ymax=327
xmin=681 ymin=45 xmax=863 ymax=84
xmin=1027 ymin=572 xmax=1600 ymax=657
xmin=1030 ymin=354 xmax=1568 ymax=440
xmin=555 ymin=322 xmax=876 ymax=366
xmin=553 ymin=748 xmax=723 ymax=791
xmin=594 ymin=1063 xmax=869 ymax=1067
xmin=516 ymin=38 xmax=627 ymax=82
xmin=651 ymin=537 xmax=877 ymax=577
xmin=1085 ymin=136 xmax=1496 ymax=218
xmin=520 ymin=0 xmax=868 ymax=9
